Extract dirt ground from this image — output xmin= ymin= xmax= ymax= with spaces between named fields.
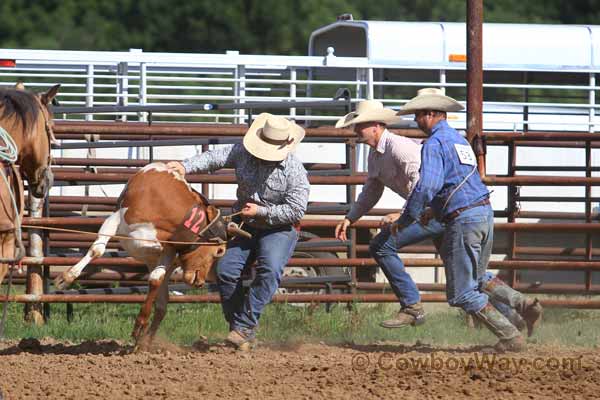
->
xmin=0 ymin=338 xmax=599 ymax=400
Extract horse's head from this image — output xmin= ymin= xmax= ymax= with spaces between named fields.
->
xmin=11 ymin=83 xmax=60 ymax=198
xmin=177 ymin=204 xmax=227 ymax=287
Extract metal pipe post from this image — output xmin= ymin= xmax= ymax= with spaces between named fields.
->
xmin=466 ymin=0 xmax=485 ymax=176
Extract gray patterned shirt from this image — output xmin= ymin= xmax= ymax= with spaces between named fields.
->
xmin=182 ymin=144 xmax=309 ymax=228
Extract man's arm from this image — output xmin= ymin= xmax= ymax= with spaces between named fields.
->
xmin=396 ymin=140 xmax=445 ymax=228
xmin=346 ymin=177 xmax=385 ymax=223
xmin=181 ymin=144 xmax=238 ymax=174
xmin=335 ymin=177 xmax=384 ymax=241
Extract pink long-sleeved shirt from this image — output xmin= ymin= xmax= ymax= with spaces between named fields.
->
xmin=346 ymin=129 xmax=422 ymax=222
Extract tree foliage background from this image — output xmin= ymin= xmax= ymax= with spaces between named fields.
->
xmin=1 ymin=0 xmax=599 ymax=54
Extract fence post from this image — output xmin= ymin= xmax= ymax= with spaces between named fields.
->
xmin=117 ymin=61 xmax=129 ymax=122
xmin=289 ymin=67 xmax=297 ymax=118
xmin=85 ymin=64 xmax=94 ymax=122
xmin=25 ymin=196 xmax=44 ymax=324
xmin=138 ymin=61 xmax=148 ymax=123
xmin=466 ymin=0 xmax=484 ymax=176
xmin=235 ymin=65 xmax=246 ymax=124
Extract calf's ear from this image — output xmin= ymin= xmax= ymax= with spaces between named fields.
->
xmin=206 ymin=205 xmax=219 ymax=221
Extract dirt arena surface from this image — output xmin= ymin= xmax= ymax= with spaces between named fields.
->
xmin=0 ymin=338 xmax=599 ymax=399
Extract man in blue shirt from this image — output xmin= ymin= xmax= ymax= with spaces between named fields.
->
xmin=394 ymin=88 xmax=541 ymax=351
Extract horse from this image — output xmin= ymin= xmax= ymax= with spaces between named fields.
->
xmin=0 ymin=83 xmax=60 ymax=286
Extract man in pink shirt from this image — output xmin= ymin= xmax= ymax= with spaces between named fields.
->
xmin=334 ymin=100 xmax=443 ymax=328
xmin=334 ymin=99 xmax=541 ymax=338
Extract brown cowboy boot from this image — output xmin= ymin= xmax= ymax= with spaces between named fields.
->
xmin=380 ymin=303 xmax=426 ymax=329
xmin=482 ymin=276 xmax=543 ymax=337
xmin=504 ymin=307 xmax=527 ymax=332
xmin=474 ymin=303 xmax=526 ymax=352
xmin=226 ymin=328 xmax=257 ymax=351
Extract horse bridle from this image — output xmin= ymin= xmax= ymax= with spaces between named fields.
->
xmin=40 ymin=102 xmax=55 ymax=167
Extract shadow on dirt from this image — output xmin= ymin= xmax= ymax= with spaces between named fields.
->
xmin=0 ymin=338 xmax=132 ymax=356
xmin=340 ymin=342 xmax=495 ymax=355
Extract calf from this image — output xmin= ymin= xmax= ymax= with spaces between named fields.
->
xmin=54 ymin=162 xmax=231 ymax=350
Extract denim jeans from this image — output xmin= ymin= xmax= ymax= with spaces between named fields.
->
xmin=370 ymin=219 xmax=444 ymax=307
xmin=216 ymin=224 xmax=298 ymax=331
xmin=439 ymin=205 xmax=493 ymax=313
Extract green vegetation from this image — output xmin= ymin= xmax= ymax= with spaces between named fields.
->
xmin=1 ymin=300 xmax=599 ymax=348
xmin=1 ymin=1 xmax=599 ymax=54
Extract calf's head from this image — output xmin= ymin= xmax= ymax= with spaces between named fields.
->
xmin=179 ymin=205 xmax=227 ymax=287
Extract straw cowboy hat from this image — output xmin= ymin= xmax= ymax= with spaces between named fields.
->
xmin=243 ymin=113 xmax=305 ymax=161
xmin=335 ymin=100 xmax=401 ymax=128
xmin=397 ymin=88 xmax=464 ymax=115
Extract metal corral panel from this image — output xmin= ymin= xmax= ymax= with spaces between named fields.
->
xmin=309 ymin=20 xmax=600 ymax=71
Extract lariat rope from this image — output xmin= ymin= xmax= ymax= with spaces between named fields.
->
xmin=0 ymin=126 xmax=22 ymax=339
xmin=20 ymin=210 xmax=245 ymax=246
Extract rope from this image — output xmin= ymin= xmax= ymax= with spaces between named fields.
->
xmin=19 ymin=211 xmax=245 ymax=246
xmin=19 ymin=224 xmax=220 ymax=246
xmin=0 ymin=127 xmax=18 ymax=163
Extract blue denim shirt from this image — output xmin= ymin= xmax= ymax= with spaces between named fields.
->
xmin=182 ymin=144 xmax=309 ymax=228
xmin=399 ymin=120 xmax=489 ymax=225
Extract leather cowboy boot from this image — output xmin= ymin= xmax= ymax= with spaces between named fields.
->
xmin=226 ymin=328 xmax=257 ymax=351
xmin=504 ymin=307 xmax=527 ymax=332
xmin=482 ymin=276 xmax=543 ymax=337
xmin=490 ymin=298 xmax=527 ymax=332
xmin=380 ymin=302 xmax=426 ymax=328
xmin=474 ymin=303 xmax=526 ymax=352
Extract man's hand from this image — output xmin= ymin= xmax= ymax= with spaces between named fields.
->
xmin=166 ymin=161 xmax=185 ymax=177
xmin=390 ymin=220 xmax=404 ymax=235
xmin=241 ymin=202 xmax=259 ymax=218
xmin=380 ymin=212 xmax=401 ymax=228
xmin=335 ymin=218 xmax=351 ymax=241
xmin=419 ymin=208 xmax=434 ymax=226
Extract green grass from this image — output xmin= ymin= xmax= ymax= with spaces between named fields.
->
xmin=1 ymin=298 xmax=600 ymax=348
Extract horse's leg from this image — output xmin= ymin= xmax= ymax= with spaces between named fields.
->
xmin=0 ymin=264 xmax=6 ymax=287
xmin=0 ymin=233 xmax=9 ymax=286
xmin=132 ymin=245 xmax=176 ymax=351
xmin=54 ymin=210 xmax=121 ymax=289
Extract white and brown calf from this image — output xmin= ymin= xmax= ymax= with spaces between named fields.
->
xmin=54 ymin=162 xmax=228 ymax=350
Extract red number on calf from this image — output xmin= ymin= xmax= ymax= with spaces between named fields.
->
xmin=184 ymin=206 xmax=206 ymax=234
xmin=184 ymin=207 xmax=198 ymax=228
xmin=190 ymin=211 xmax=205 ymax=234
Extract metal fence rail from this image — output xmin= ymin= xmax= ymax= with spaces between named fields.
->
xmin=1 ymin=48 xmax=600 ymax=311
xmin=1 ymin=48 xmax=598 ymax=132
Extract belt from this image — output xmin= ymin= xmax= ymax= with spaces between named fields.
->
xmin=443 ymin=198 xmax=490 ymax=223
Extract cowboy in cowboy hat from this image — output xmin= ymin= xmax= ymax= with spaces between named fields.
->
xmin=393 ymin=88 xmax=541 ymax=351
xmin=167 ymin=113 xmax=309 ymax=350
xmin=335 ymin=99 xmax=441 ymax=329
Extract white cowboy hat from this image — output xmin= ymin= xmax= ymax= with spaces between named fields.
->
xmin=335 ymin=100 xmax=402 ymax=128
xmin=397 ymin=88 xmax=464 ymax=115
xmin=243 ymin=113 xmax=305 ymax=161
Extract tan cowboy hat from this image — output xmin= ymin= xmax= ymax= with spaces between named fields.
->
xmin=335 ymin=100 xmax=401 ymax=128
xmin=397 ymin=88 xmax=464 ymax=115
xmin=243 ymin=113 xmax=305 ymax=161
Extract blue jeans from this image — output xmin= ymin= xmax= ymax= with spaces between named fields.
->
xmin=370 ymin=219 xmax=444 ymax=307
xmin=216 ymin=224 xmax=298 ymax=332
xmin=439 ymin=205 xmax=493 ymax=313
